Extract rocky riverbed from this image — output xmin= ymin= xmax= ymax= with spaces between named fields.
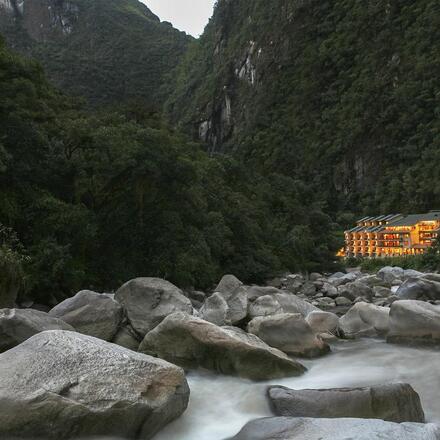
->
xmin=0 ymin=266 xmax=440 ymax=439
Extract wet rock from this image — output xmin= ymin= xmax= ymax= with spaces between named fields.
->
xmin=0 ymin=330 xmax=189 ymax=439
xmin=339 ymin=302 xmax=390 ymax=338
xmin=0 ymin=308 xmax=74 ymax=353
xmin=248 ymin=313 xmax=330 ymax=358
xmin=228 ymin=417 xmax=440 ymax=440
xmin=139 ymin=312 xmax=306 ymax=380
xmin=267 ymin=383 xmax=425 ymax=422
xmin=387 ymin=300 xmax=440 ymax=345
xmin=115 ymin=278 xmax=192 ymax=337
xmin=49 ymin=290 xmax=123 ymax=341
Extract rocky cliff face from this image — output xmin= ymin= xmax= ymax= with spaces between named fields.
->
xmin=0 ymin=0 xmax=191 ymax=107
xmin=168 ymin=0 xmax=440 ymax=213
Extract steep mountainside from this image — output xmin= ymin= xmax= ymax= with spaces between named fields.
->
xmin=0 ymin=0 xmax=191 ymax=107
xmin=168 ymin=0 xmax=440 ymax=215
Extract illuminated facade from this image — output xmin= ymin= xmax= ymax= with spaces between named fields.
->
xmin=343 ymin=212 xmax=440 ymax=258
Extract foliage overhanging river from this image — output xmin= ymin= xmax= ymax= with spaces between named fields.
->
xmin=155 ymin=339 xmax=440 ymax=440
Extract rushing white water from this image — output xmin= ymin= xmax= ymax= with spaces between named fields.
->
xmin=154 ymin=339 xmax=440 ymax=440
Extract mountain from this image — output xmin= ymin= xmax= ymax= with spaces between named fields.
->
xmin=0 ymin=0 xmax=191 ymax=107
xmin=167 ymin=0 xmax=440 ymax=215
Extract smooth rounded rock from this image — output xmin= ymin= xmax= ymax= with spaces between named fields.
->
xmin=0 ymin=330 xmax=190 ymax=440
xmin=0 ymin=308 xmax=74 ymax=352
xmin=267 ymin=383 xmax=425 ymax=422
xmin=115 ymin=278 xmax=192 ymax=337
xmin=228 ymin=416 xmax=440 ymax=440
xmin=49 ymin=290 xmax=123 ymax=341
xmin=248 ymin=313 xmax=330 ymax=358
xmin=139 ymin=312 xmax=306 ymax=380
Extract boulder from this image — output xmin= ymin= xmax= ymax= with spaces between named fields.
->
xmin=248 ymin=313 xmax=329 ymax=358
xmin=338 ymin=281 xmax=373 ymax=301
xmin=309 ymin=272 xmax=323 ymax=282
xmin=396 ymin=277 xmax=440 ymax=301
xmin=199 ymin=292 xmax=229 ymax=326
xmin=244 ymin=285 xmax=281 ymax=302
xmin=387 ymin=300 xmax=440 ymax=345
xmin=339 ymin=302 xmax=390 ymax=338
xmin=321 ymin=282 xmax=338 ymax=298
xmin=314 ymin=297 xmax=337 ymax=309
xmin=373 ymin=286 xmax=392 ymax=298
xmin=215 ymin=274 xmax=243 ymax=299
xmin=328 ymin=272 xmax=360 ymax=287
xmin=226 ymin=288 xmax=248 ymax=325
xmin=139 ymin=312 xmax=306 ymax=380
xmin=49 ymin=290 xmax=123 ymax=341
xmin=306 ymin=311 xmax=339 ymax=335
xmin=335 ymin=296 xmax=352 ymax=307
xmin=285 ymin=274 xmax=304 ymax=293
xmin=403 ymin=269 xmax=424 ymax=279
xmin=299 ymin=282 xmax=317 ymax=297
xmin=0 ymin=330 xmax=189 ymax=439
xmin=248 ymin=295 xmax=283 ymax=319
xmin=358 ymin=274 xmax=389 ymax=288
xmin=228 ymin=417 xmax=440 ymax=440
xmin=274 ymin=292 xmax=318 ymax=317
xmin=115 ymin=278 xmax=192 ymax=337
xmin=0 ymin=308 xmax=74 ymax=352
xmin=112 ymin=324 xmax=141 ymax=351
xmin=378 ymin=266 xmax=405 ymax=284
xmin=267 ymin=383 xmax=424 ymax=422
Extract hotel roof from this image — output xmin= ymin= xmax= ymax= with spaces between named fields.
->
xmin=387 ymin=212 xmax=440 ymax=227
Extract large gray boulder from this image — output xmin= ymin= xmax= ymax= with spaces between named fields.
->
xmin=274 ymin=292 xmax=318 ymax=317
xmin=328 ymin=272 xmax=360 ymax=287
xmin=0 ymin=330 xmax=189 ymax=439
xmin=378 ymin=266 xmax=405 ymax=284
xmin=267 ymin=384 xmax=424 ymax=422
xmin=112 ymin=324 xmax=141 ymax=351
xmin=199 ymin=292 xmax=229 ymax=326
xmin=49 ymin=290 xmax=123 ymax=341
xmin=139 ymin=312 xmax=306 ymax=380
xmin=248 ymin=313 xmax=329 ymax=358
xmin=226 ymin=288 xmax=248 ymax=325
xmin=248 ymin=295 xmax=283 ymax=319
xmin=338 ymin=281 xmax=373 ymax=302
xmin=387 ymin=300 xmax=440 ymax=345
xmin=244 ymin=286 xmax=281 ymax=302
xmin=228 ymin=417 xmax=440 ymax=440
xmin=115 ymin=278 xmax=192 ymax=337
xmin=339 ymin=302 xmax=390 ymax=338
xmin=396 ymin=277 xmax=440 ymax=301
xmin=214 ymin=274 xmax=243 ymax=300
xmin=0 ymin=308 xmax=74 ymax=352
xmin=306 ymin=311 xmax=339 ymax=335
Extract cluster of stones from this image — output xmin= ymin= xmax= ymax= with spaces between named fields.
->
xmin=0 ymin=265 xmax=439 ymax=439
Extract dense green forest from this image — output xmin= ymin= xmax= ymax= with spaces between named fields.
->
xmin=0 ymin=0 xmax=190 ymax=107
xmin=0 ymin=36 xmax=340 ymax=305
xmin=168 ymin=0 xmax=440 ymax=216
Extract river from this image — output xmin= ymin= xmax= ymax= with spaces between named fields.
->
xmin=154 ymin=339 xmax=440 ymax=440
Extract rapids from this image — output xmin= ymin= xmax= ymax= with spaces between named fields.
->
xmin=155 ymin=339 xmax=440 ymax=440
